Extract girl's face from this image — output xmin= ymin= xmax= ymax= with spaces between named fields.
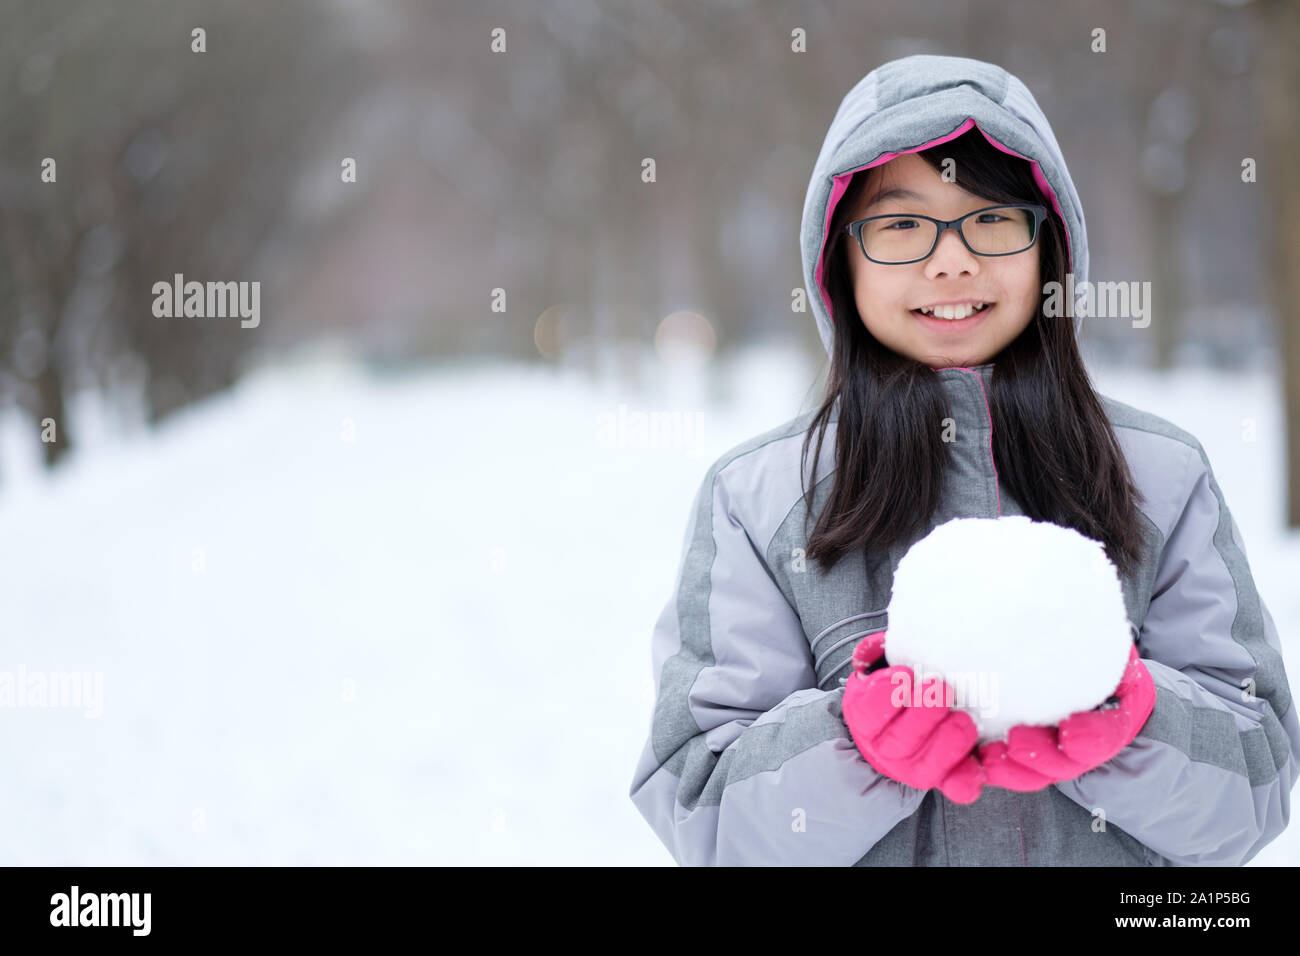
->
xmin=845 ymin=153 xmax=1041 ymax=369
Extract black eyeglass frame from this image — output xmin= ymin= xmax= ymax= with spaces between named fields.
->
xmin=844 ymin=203 xmax=1050 ymax=265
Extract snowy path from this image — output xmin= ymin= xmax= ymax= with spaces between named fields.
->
xmin=0 ymin=347 xmax=1294 ymax=865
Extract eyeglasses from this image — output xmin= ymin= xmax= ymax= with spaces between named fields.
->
xmin=844 ymin=203 xmax=1048 ymax=265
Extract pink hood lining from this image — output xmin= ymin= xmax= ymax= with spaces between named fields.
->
xmin=812 ymin=117 xmax=1073 ymax=326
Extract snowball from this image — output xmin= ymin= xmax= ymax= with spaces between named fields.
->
xmin=883 ymin=515 xmax=1133 ymax=745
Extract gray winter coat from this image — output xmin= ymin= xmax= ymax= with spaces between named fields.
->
xmin=627 ymin=54 xmax=1300 ymax=866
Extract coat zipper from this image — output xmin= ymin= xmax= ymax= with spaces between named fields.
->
xmin=967 ymin=369 xmax=1001 ymax=517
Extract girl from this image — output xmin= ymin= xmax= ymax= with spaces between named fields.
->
xmin=628 ymin=54 xmax=1300 ymax=866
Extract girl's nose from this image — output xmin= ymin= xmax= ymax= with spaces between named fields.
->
xmin=923 ymin=228 xmax=980 ymax=279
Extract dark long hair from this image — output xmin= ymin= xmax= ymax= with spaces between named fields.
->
xmin=801 ymin=127 xmax=1146 ymax=580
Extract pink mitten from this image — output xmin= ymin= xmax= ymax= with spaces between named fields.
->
xmin=979 ymin=643 xmax=1157 ymax=791
xmin=841 ymin=630 xmax=985 ymax=805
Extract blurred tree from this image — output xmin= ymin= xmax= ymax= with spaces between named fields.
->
xmin=1130 ymin=1 xmax=1208 ymax=370
xmin=0 ymin=0 xmax=367 ymax=467
xmin=0 ymin=0 xmax=1287 ymax=488
xmin=1252 ymin=0 xmax=1300 ymax=525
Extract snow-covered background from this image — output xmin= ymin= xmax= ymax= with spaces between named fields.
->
xmin=0 ymin=343 xmax=1296 ymax=865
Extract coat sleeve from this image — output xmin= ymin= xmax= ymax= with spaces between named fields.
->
xmin=1054 ymin=439 xmax=1300 ymax=866
xmin=627 ymin=460 xmax=926 ymax=865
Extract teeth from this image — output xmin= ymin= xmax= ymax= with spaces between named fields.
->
xmin=919 ymin=302 xmax=987 ymax=319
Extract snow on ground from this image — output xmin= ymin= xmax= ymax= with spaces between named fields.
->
xmin=0 ymin=343 xmax=1295 ymax=865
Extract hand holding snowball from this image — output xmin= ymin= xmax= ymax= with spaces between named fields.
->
xmin=842 ymin=630 xmax=987 ymax=805
xmin=979 ymin=642 xmax=1155 ymax=791
xmin=844 ymin=515 xmax=1158 ymax=799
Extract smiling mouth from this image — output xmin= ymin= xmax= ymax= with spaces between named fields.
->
xmin=910 ymin=302 xmax=994 ymax=321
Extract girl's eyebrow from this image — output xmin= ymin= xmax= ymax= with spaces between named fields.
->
xmin=863 ymin=187 xmax=927 ymax=211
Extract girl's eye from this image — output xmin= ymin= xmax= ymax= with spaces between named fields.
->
xmin=884 ymin=218 xmax=920 ymax=230
xmin=975 ymin=213 xmax=1007 ymax=224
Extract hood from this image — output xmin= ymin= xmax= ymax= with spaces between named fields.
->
xmin=799 ymin=54 xmax=1089 ymax=358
